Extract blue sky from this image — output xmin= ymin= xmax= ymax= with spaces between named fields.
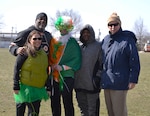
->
xmin=0 ymin=0 xmax=150 ymax=38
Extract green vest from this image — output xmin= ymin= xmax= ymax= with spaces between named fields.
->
xmin=20 ymin=49 xmax=48 ymax=88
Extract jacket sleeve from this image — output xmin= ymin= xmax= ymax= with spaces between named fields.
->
xmin=99 ymin=44 xmax=103 ymax=71
xmin=128 ymin=37 xmax=140 ymax=83
xmin=13 ymin=54 xmax=27 ymax=90
xmin=9 ymin=44 xmax=19 ymax=56
xmin=94 ymin=44 xmax=103 ymax=78
xmin=9 ymin=29 xmax=31 ymax=56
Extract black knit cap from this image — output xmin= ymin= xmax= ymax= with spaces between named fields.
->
xmin=35 ymin=12 xmax=48 ymax=21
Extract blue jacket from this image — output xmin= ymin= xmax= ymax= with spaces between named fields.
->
xmin=101 ymin=28 xmax=140 ymax=90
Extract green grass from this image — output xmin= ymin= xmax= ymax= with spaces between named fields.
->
xmin=0 ymin=48 xmax=150 ymax=116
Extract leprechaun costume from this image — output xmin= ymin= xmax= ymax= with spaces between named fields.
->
xmin=48 ymin=16 xmax=81 ymax=116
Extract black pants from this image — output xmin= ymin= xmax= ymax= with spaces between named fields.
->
xmin=76 ymin=91 xmax=100 ymax=116
xmin=51 ymin=78 xmax=74 ymax=116
xmin=96 ymin=97 xmax=100 ymax=116
xmin=16 ymin=100 xmax=41 ymax=116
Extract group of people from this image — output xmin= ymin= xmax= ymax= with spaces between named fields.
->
xmin=9 ymin=12 xmax=140 ymax=116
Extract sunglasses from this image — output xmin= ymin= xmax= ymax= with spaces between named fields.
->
xmin=108 ymin=23 xmax=119 ymax=27
xmin=32 ymin=38 xmax=42 ymax=40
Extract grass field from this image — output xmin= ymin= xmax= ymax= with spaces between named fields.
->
xmin=0 ymin=48 xmax=150 ymax=116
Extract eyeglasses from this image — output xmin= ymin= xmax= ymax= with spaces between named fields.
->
xmin=108 ymin=23 xmax=119 ymax=27
xmin=32 ymin=38 xmax=42 ymax=40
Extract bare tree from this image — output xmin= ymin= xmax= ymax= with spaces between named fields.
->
xmin=49 ymin=9 xmax=83 ymax=35
xmin=133 ymin=17 xmax=148 ymax=50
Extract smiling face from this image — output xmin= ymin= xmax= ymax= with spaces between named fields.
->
xmin=29 ymin=33 xmax=42 ymax=49
xmin=82 ymin=29 xmax=91 ymax=42
xmin=108 ymin=21 xmax=120 ymax=35
xmin=35 ymin=16 xmax=47 ymax=31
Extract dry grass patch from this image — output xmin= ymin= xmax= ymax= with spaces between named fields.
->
xmin=0 ymin=48 xmax=150 ymax=116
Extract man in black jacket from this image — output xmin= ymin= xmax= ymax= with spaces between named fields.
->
xmin=9 ymin=12 xmax=52 ymax=55
xmin=9 ymin=12 xmax=52 ymax=115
